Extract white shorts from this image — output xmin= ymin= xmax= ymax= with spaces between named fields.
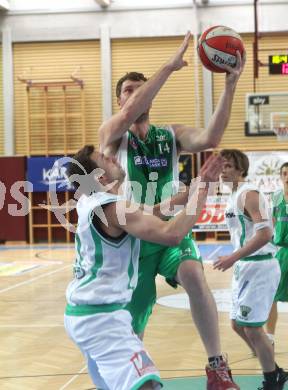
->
xmin=230 ymin=258 xmax=281 ymax=326
xmin=64 ymin=309 xmax=162 ymax=390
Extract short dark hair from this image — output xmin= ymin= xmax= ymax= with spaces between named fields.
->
xmin=66 ymin=145 xmax=98 ymax=190
xmin=220 ymin=149 xmax=249 ymax=178
xmin=116 ymin=72 xmax=147 ymax=98
xmin=280 ymin=161 xmax=288 ymax=174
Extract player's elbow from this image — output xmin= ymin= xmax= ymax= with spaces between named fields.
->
xmin=208 ymin=138 xmax=219 ymax=148
xmin=121 ymin=105 xmax=135 ymax=124
xmin=256 ymin=226 xmax=273 ymax=243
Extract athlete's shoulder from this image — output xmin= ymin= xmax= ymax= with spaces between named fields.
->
xmin=150 ymin=124 xmax=175 ymax=139
xmin=77 ymin=192 xmax=121 ymax=213
xmin=235 ymin=182 xmax=259 ymax=196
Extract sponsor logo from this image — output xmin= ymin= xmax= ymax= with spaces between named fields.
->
xmin=248 ymin=95 xmax=269 ymax=106
xmin=134 ymin=156 xmax=142 ymax=166
xmin=180 ymin=247 xmax=193 ymax=258
xmin=156 ymin=135 xmax=167 ymax=142
xmin=133 ymin=156 xmax=168 ymax=168
xmin=42 ymin=160 xmax=72 ymax=189
xmin=73 ymin=265 xmax=86 ymax=279
xmin=225 ymin=211 xmax=236 ymax=219
xmin=131 ymin=350 xmax=156 ymax=377
xmin=240 ymin=305 xmax=252 ymax=318
xmin=212 ymin=54 xmax=235 ymax=67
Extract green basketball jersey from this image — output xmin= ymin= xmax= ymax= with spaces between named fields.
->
xmin=116 ymin=124 xmax=179 ymax=255
xmin=272 ymin=190 xmax=288 ymax=247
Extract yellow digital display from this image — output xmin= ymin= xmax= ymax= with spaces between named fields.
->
xmin=269 ymin=55 xmax=288 ymax=74
xmin=271 ymin=55 xmax=288 ymax=64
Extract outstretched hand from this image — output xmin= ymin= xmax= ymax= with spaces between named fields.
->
xmin=213 ymin=255 xmax=236 ymax=271
xmin=199 ymin=154 xmax=224 ymax=183
xmin=166 ymin=31 xmax=191 ymax=72
xmin=222 ymin=50 xmax=246 ymax=87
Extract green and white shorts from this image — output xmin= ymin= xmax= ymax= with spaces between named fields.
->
xmin=64 ymin=309 xmax=162 ymax=390
xmin=230 ymin=255 xmax=281 ymax=327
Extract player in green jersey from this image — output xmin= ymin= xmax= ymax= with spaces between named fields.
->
xmin=99 ymin=31 xmax=245 ymax=389
xmin=266 ymin=162 xmax=288 ymax=347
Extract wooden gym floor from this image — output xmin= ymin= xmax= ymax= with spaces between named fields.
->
xmin=0 ymin=243 xmax=287 ymax=390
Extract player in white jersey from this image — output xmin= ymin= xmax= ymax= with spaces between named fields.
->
xmin=214 ymin=149 xmax=287 ymax=390
xmin=64 ymin=145 xmax=223 ymax=390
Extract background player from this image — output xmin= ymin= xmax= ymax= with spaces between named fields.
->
xmin=266 ymin=162 xmax=288 ymax=348
xmin=215 ymin=149 xmax=287 ymax=390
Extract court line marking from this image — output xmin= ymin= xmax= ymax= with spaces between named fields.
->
xmin=0 ymin=324 xmax=64 ymax=328
xmin=206 ymin=246 xmax=223 ymax=260
xmin=59 ymin=364 xmax=87 ymax=390
xmin=0 ymin=245 xmax=73 ymax=251
xmin=0 ymin=265 xmax=70 ymax=294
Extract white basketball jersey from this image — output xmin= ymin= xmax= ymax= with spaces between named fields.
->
xmin=225 ymin=183 xmax=276 ymax=256
xmin=66 ymin=192 xmax=140 ymax=308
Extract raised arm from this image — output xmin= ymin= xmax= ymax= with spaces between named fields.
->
xmin=173 ymin=51 xmax=246 ymax=153
xmin=99 ymin=32 xmax=191 ymax=154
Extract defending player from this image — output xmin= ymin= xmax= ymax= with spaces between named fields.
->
xmin=64 ymin=145 xmax=222 ymax=390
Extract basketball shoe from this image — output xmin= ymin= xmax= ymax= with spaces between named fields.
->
xmin=206 ymin=360 xmax=240 ymax=390
xmin=277 ymin=367 xmax=288 ymax=390
xmin=257 ymin=381 xmax=280 ymax=390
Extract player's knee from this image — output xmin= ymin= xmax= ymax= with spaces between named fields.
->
xmin=177 ymin=260 xmax=204 ymax=287
xmin=243 ymin=325 xmax=262 ymax=342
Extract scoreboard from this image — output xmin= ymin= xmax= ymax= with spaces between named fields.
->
xmin=269 ymin=55 xmax=288 ymax=75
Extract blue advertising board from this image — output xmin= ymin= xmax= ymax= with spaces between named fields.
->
xmin=27 ymin=156 xmax=73 ymax=192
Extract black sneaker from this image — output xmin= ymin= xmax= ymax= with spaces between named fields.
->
xmin=277 ymin=367 xmax=288 ymax=390
xmin=258 ymin=381 xmax=280 ymax=390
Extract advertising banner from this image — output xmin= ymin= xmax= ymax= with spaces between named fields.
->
xmin=27 ymin=157 xmax=73 ymax=192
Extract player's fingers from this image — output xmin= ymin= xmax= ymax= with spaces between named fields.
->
xmin=222 ymin=63 xmax=234 ymax=73
xmin=179 ymin=31 xmax=191 ymax=53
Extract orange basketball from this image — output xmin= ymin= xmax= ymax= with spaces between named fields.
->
xmin=197 ymin=26 xmax=244 ymax=73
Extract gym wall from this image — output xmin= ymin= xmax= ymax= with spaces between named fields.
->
xmin=13 ymin=40 xmax=102 ymax=156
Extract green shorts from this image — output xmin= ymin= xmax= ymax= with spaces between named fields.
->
xmin=274 ymin=247 xmax=288 ymax=302
xmin=126 ymin=234 xmax=202 ymax=334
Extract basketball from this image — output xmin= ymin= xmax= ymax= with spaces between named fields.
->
xmin=197 ymin=26 xmax=244 ymax=73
